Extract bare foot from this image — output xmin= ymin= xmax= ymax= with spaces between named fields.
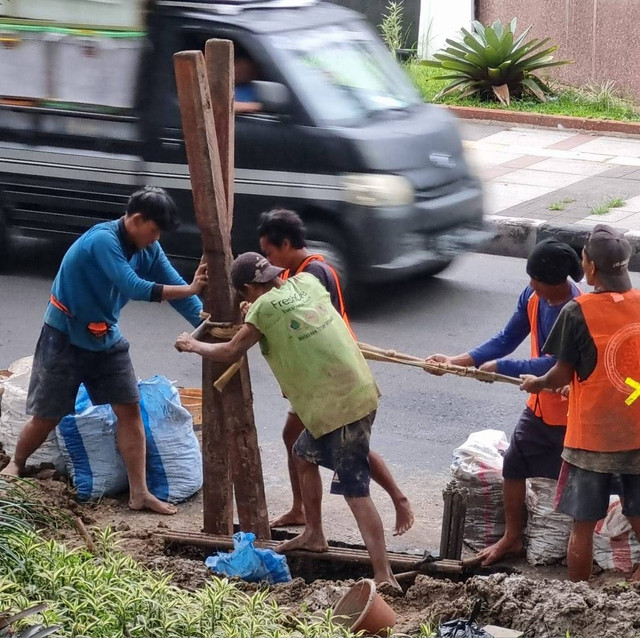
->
xmin=392 ymin=496 xmax=414 ymax=536
xmin=0 ymin=460 xmax=22 ymax=477
xmin=129 ymin=492 xmax=177 ymax=515
xmin=376 ymin=577 xmax=403 ymax=594
xmin=476 ymin=535 xmax=524 ymax=566
xmin=275 ymin=530 xmax=328 ymax=553
xmin=270 ymin=509 xmax=305 ymax=528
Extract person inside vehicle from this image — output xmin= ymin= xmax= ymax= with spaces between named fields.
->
xmin=234 ymin=46 xmax=263 ymax=114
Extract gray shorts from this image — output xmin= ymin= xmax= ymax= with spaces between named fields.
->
xmin=293 ymin=411 xmax=374 ymax=498
xmin=27 ymin=324 xmax=140 ymax=421
xmin=556 ymin=461 xmax=640 ymax=521
xmin=502 ymin=407 xmax=566 ymax=480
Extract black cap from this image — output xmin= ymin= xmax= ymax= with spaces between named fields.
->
xmin=526 ymin=238 xmax=583 ymax=285
xmin=584 ymin=224 xmax=632 ymax=291
xmin=230 ymin=252 xmax=284 ymax=290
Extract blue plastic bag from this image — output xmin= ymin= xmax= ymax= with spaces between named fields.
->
xmin=205 ymin=532 xmax=292 ymax=584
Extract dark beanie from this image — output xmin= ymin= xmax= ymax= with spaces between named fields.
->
xmin=526 ymin=238 xmax=583 ymax=285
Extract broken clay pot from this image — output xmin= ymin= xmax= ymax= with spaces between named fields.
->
xmin=333 ymin=579 xmax=396 ymax=636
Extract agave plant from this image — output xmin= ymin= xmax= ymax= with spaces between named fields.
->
xmin=422 ymin=19 xmax=571 ymax=104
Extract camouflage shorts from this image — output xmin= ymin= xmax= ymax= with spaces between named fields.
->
xmin=293 ymin=411 xmax=375 ymax=498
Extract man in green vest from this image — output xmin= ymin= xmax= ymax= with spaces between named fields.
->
xmin=175 ymin=252 xmax=400 ymax=588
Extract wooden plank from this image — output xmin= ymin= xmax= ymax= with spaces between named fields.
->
xmin=173 ymin=50 xmax=235 ymax=535
xmin=205 ymin=39 xmax=234 ymax=231
xmin=161 ymin=531 xmax=421 ymax=571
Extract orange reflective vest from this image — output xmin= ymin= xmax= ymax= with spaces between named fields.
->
xmin=566 ymin=289 xmax=640 ymax=452
xmin=282 ymin=254 xmax=354 ymax=337
xmin=526 ymin=293 xmax=570 ymax=426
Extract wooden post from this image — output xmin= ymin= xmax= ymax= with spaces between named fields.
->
xmin=173 ymin=47 xmax=270 ymax=539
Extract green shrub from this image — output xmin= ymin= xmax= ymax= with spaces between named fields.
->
xmin=421 ymin=19 xmax=571 ymax=104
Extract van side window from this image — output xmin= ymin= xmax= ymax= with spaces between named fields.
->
xmin=178 ymin=33 xmax=264 ymax=114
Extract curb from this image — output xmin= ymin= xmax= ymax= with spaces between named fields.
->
xmin=443 ymin=105 xmax=640 ymax=137
xmin=480 ymin=216 xmax=640 ymax=272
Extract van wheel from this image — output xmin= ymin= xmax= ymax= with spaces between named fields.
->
xmin=423 ymin=258 xmax=453 ymax=277
xmin=305 ymin=228 xmax=350 ymax=292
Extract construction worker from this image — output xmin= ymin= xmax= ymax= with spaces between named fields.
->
xmin=521 ymin=224 xmax=640 ymax=581
xmin=427 ymin=239 xmax=583 ymax=564
xmin=176 ymin=252 xmax=400 ymax=588
xmin=258 ymin=209 xmax=413 ymax=536
xmin=1 ymin=187 xmax=206 ymax=515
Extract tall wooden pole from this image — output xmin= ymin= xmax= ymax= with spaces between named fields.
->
xmin=174 ymin=46 xmax=270 ymax=539
xmin=204 ymin=40 xmax=270 ymax=539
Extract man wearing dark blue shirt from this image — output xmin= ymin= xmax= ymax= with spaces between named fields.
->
xmin=427 ymin=239 xmax=583 ymax=564
xmin=2 ymin=187 xmax=206 ymax=515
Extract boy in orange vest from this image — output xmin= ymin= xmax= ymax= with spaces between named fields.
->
xmin=522 ymin=224 xmax=640 ymax=581
xmin=258 ymin=209 xmax=414 ymax=536
xmin=427 ymin=239 xmax=582 ymax=565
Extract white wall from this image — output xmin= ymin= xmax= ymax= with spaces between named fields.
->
xmin=418 ymin=0 xmax=475 ymax=59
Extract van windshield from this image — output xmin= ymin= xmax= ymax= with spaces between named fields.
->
xmin=270 ymin=23 xmax=422 ymax=126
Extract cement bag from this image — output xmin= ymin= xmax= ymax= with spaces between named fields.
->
xmin=56 ymin=376 xmax=202 ymax=503
xmin=451 ymin=429 xmax=509 ymax=551
xmin=0 ymin=356 xmax=65 ymax=472
xmin=593 ymin=497 xmax=640 ymax=573
xmin=525 ymin=478 xmax=571 ymax=565
xmin=56 ymin=386 xmax=128 ymax=501
xmin=139 ymin=375 xmax=203 ymax=503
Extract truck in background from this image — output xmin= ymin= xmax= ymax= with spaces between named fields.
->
xmin=0 ymin=0 xmax=489 ymax=289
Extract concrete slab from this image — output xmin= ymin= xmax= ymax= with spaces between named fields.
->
xmin=484 ymin=182 xmax=555 ymax=214
xmin=576 ymin=137 xmax=640 ymax=158
xmin=479 ymin=129 xmax=575 ymax=148
xmin=483 ymin=625 xmax=524 ymax=638
xmin=526 ymin=157 xmax=611 ymax=176
xmin=498 ymin=169 xmax=585 ymax=189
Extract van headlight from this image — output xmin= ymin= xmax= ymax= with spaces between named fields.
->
xmin=341 ymin=173 xmax=414 ymax=207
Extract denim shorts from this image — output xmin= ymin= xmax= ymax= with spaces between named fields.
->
xmin=556 ymin=461 xmax=640 ymax=521
xmin=502 ymin=407 xmax=567 ymax=480
xmin=293 ymin=411 xmax=375 ymax=498
xmin=27 ymin=323 xmax=140 ymax=421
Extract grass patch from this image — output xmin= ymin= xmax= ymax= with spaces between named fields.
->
xmin=589 ymin=196 xmax=627 ymax=216
xmin=405 ymin=63 xmax=640 ymax=122
xmin=548 ymin=197 xmax=577 ymax=211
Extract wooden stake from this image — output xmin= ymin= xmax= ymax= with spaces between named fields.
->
xmin=174 ymin=46 xmax=270 ymax=539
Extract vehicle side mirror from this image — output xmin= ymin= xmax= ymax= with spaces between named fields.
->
xmin=253 ymin=81 xmax=291 ymax=115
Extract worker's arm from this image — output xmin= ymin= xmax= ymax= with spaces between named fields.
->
xmin=160 ymin=262 xmax=207 ymax=302
xmin=520 ymin=361 xmax=575 ymax=393
xmin=175 ymin=323 xmax=261 ymax=363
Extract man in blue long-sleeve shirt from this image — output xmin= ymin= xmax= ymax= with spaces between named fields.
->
xmin=427 ymin=239 xmax=583 ymax=564
xmin=2 ymin=187 xmax=206 ymax=515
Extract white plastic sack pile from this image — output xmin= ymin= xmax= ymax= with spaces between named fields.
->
xmin=0 ymin=356 xmax=66 ymax=472
xmin=524 ymin=477 xmax=571 ymax=565
xmin=450 ymin=429 xmax=509 ymax=551
xmin=593 ymin=497 xmax=640 ymax=573
xmin=56 ymin=374 xmax=203 ymax=502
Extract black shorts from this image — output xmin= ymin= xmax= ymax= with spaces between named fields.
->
xmin=502 ymin=407 xmax=566 ymax=480
xmin=293 ymin=411 xmax=374 ymax=498
xmin=27 ymin=324 xmax=140 ymax=421
xmin=556 ymin=461 xmax=640 ymax=521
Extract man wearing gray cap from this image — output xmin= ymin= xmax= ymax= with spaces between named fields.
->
xmin=521 ymin=224 xmax=640 ymax=581
xmin=175 ymin=252 xmax=400 ymax=589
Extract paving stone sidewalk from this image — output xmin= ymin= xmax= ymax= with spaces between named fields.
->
xmin=460 ymin=121 xmax=640 ymax=267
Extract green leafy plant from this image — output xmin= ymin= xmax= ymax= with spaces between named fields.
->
xmin=379 ymin=1 xmax=412 ymax=58
xmin=548 ymin=197 xmax=576 ymax=211
xmin=421 ymin=19 xmax=571 ymax=105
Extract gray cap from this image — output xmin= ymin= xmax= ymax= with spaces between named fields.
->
xmin=584 ymin=224 xmax=632 ymax=291
xmin=231 ymin=252 xmax=284 ymax=290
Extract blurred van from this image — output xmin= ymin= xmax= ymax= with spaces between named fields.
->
xmin=0 ymin=0 xmax=488 ymax=286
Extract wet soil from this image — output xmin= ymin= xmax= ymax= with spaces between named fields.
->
xmin=8 ymin=476 xmax=640 ymax=638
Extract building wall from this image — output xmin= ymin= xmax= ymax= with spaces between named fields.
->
xmin=477 ymin=0 xmax=640 ymax=99
xmin=329 ymin=0 xmax=421 ymax=49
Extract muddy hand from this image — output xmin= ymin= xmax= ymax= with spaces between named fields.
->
xmin=240 ymin=301 xmax=252 ymax=318
xmin=520 ymin=374 xmax=541 ymax=393
xmin=190 ymin=262 xmax=208 ymax=295
xmin=424 ymin=354 xmax=451 ymax=376
xmin=175 ymin=332 xmax=198 ymax=353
